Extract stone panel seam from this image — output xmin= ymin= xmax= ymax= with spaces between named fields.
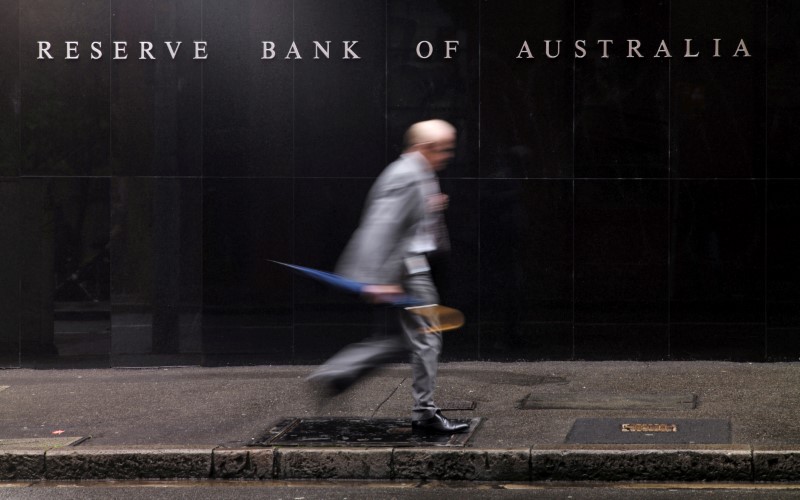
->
xmin=210 ymin=446 xmax=218 ymax=479
xmin=273 ymin=447 xmax=282 ymax=479
xmin=389 ymin=446 xmax=396 ymax=480
xmin=528 ymin=445 xmax=533 ymax=482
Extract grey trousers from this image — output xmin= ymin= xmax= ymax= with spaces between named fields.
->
xmin=308 ymin=270 xmax=442 ymax=421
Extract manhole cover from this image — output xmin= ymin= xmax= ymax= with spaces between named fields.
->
xmin=518 ymin=393 xmax=697 ymax=411
xmin=250 ymin=417 xmax=481 ymax=447
xmin=565 ymin=418 xmax=731 ymax=444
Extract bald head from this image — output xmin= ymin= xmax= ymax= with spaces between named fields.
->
xmin=404 ymin=120 xmax=456 ymax=149
xmin=404 ymin=119 xmax=456 ymax=171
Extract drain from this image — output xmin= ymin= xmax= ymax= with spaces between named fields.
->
xmin=250 ymin=417 xmax=481 ymax=448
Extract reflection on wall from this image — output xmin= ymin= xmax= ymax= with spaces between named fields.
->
xmin=19 ymin=178 xmax=110 ymax=366
xmin=0 ymin=181 xmax=20 ymax=365
xmin=2 ymin=0 xmax=799 ymax=367
xmin=110 ymin=178 xmax=202 ymax=366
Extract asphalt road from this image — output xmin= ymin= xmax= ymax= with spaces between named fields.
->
xmin=2 ymin=482 xmax=800 ymax=500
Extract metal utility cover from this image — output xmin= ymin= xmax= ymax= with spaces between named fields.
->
xmin=251 ymin=417 xmax=481 ymax=447
xmin=518 ymin=393 xmax=697 ymax=411
xmin=565 ymin=418 xmax=731 ymax=444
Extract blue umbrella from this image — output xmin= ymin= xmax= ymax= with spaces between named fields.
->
xmin=269 ymin=261 xmax=424 ymax=307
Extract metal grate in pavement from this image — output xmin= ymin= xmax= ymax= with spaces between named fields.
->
xmin=566 ymin=418 xmax=731 ymax=444
xmin=250 ymin=417 xmax=481 ymax=447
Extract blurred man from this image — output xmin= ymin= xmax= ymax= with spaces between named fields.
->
xmin=308 ymin=119 xmax=467 ymax=434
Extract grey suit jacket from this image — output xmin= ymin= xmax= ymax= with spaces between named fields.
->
xmin=336 ymin=152 xmax=435 ymax=285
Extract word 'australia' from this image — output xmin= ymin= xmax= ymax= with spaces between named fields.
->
xmin=517 ymin=38 xmax=751 ymax=59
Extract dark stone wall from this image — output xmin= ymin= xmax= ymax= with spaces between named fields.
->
xmin=1 ymin=0 xmax=798 ymax=366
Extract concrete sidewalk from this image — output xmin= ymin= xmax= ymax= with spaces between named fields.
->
xmin=1 ymin=361 xmax=799 ymax=482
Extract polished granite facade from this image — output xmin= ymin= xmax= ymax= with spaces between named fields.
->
xmin=1 ymin=0 xmax=798 ymax=366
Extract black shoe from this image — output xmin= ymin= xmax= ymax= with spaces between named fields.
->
xmin=411 ymin=411 xmax=470 ymax=434
xmin=307 ymin=375 xmax=355 ymax=398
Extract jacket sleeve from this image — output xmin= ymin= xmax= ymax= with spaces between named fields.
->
xmin=336 ymin=174 xmax=421 ymax=284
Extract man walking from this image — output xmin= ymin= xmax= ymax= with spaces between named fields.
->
xmin=308 ymin=119 xmax=467 ymax=434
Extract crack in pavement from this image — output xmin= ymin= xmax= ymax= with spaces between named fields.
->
xmin=371 ymin=377 xmax=406 ymax=418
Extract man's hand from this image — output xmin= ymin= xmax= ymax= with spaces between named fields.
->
xmin=427 ymin=193 xmax=449 ymax=212
xmin=362 ymin=284 xmax=405 ymax=304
